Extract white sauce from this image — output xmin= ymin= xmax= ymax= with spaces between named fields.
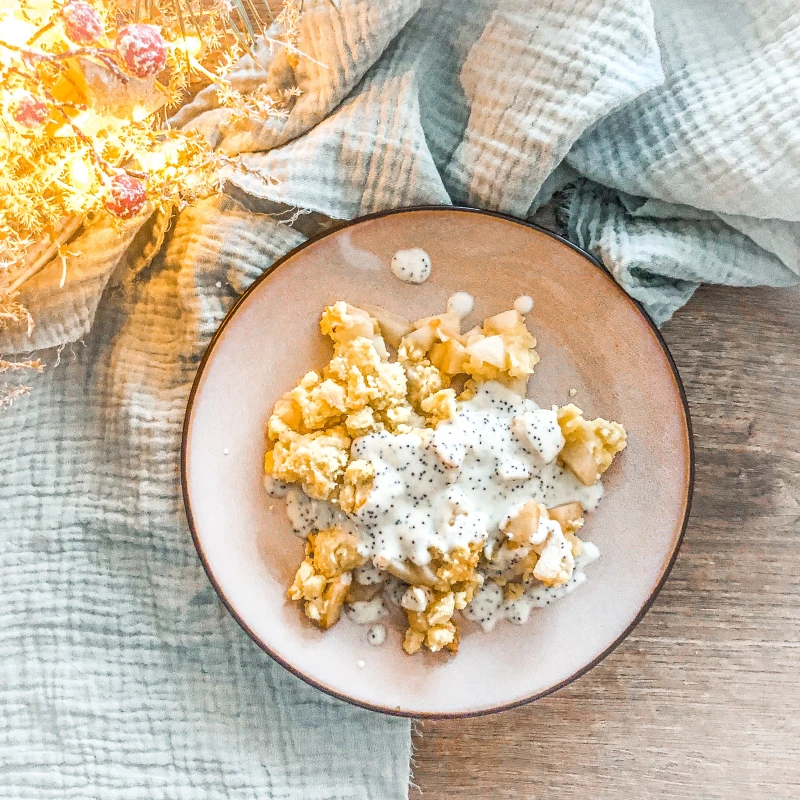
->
xmin=367 ymin=624 xmax=387 ymax=646
xmin=390 ymin=248 xmax=431 ymax=284
xmin=280 ymin=382 xmax=605 ymax=633
xmin=382 ymin=576 xmax=407 ymax=607
xmin=350 ymin=382 xmax=601 ymax=566
xmin=446 ymin=291 xmax=474 ymax=317
xmin=514 ymin=295 xmax=534 ymax=315
xmin=347 ymin=595 xmax=388 ymax=625
xmin=263 ymin=474 xmax=288 ymax=498
xmin=353 ymin=562 xmax=382 ymax=585
xmin=286 ymin=383 xmax=601 ymax=565
xmin=285 ymin=487 xmax=354 ymax=539
xmin=464 ymin=542 xmax=600 ymax=631
xmin=400 ymin=586 xmax=430 ymax=612
xmin=511 ymin=409 xmax=566 ymax=466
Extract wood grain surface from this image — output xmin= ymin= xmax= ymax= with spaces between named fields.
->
xmin=411 ymin=284 xmax=800 ymax=798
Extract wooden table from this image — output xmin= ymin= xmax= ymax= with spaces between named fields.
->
xmin=412 ymin=284 xmax=800 ymax=799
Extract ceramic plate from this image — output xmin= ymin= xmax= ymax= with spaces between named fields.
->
xmin=181 ymin=207 xmax=693 ymax=717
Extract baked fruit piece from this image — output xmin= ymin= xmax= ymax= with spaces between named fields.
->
xmin=556 ymin=404 xmax=627 ymax=486
xmin=287 ymin=526 xmax=366 ymax=629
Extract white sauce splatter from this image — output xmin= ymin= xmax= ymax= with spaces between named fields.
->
xmin=514 ymin=295 xmax=534 ymax=315
xmin=390 ymin=248 xmax=431 ymax=284
xmin=263 ymin=474 xmax=288 ymax=498
xmin=367 ymin=624 xmax=387 ymax=646
xmin=400 ymin=586 xmax=430 ymax=612
xmin=446 ymin=291 xmax=474 ymax=317
xmin=347 ymin=595 xmax=388 ymax=625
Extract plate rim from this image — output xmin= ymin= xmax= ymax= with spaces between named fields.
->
xmin=181 ymin=205 xmax=695 ymax=719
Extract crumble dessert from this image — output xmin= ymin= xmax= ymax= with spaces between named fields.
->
xmin=265 ymin=295 xmax=627 ymax=655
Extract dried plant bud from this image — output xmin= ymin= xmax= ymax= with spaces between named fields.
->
xmin=12 ymin=93 xmax=48 ymax=128
xmin=104 ymin=173 xmax=147 ymax=218
xmin=116 ymin=24 xmax=167 ymax=78
xmin=62 ymin=1 xmax=104 ymax=46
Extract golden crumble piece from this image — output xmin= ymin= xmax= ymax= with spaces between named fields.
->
xmin=266 ymin=395 xmax=304 ymax=443
xmin=288 ymin=527 xmax=367 ymax=630
xmin=404 ymin=603 xmax=459 ymax=654
xmin=339 ymin=459 xmax=375 ymax=514
xmin=426 ymin=623 xmax=458 ymax=652
xmin=379 ymin=403 xmax=422 ymax=433
xmin=288 ymin=559 xmax=327 ymax=602
xmin=504 ymin=582 xmax=525 ymax=602
xmin=288 ymin=558 xmax=353 ymax=630
xmin=399 ymin=351 xmax=449 ymax=408
xmin=400 ymin=543 xmax=483 ymax=655
xmin=403 ymin=628 xmax=425 ymax=655
xmin=310 ymin=526 xmax=366 ymax=578
xmin=420 ymin=388 xmax=457 ymax=425
xmin=435 ymin=542 xmax=483 ymax=590
xmin=269 ymin=426 xmax=351 ymax=501
xmin=289 ymin=372 xmax=347 ymax=431
xmin=557 ymin=404 xmax=627 ymax=486
xmin=344 ymin=406 xmax=381 ymax=438
xmin=325 ymin=337 xmax=408 ymax=416
xmin=320 ymin=301 xmax=379 ymax=344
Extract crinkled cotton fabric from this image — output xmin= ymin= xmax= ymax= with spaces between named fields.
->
xmin=2 ymin=0 xmax=799 ymax=796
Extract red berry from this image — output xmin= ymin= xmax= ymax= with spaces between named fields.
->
xmin=104 ymin=173 xmax=147 ymax=218
xmin=13 ymin=93 xmax=48 ymax=128
xmin=116 ymin=24 xmax=167 ymax=79
xmin=62 ymin=1 xmax=104 ymax=46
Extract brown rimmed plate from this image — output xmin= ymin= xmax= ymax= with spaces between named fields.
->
xmin=181 ymin=207 xmax=693 ymax=718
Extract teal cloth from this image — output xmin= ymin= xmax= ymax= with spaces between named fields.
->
xmin=2 ymin=0 xmax=798 ymax=797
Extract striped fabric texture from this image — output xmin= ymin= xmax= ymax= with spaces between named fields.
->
xmin=1 ymin=0 xmax=798 ymax=797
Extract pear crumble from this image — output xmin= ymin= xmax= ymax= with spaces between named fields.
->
xmin=264 ymin=295 xmax=627 ymax=655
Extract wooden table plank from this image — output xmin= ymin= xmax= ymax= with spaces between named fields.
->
xmin=412 ymin=284 xmax=800 ymax=799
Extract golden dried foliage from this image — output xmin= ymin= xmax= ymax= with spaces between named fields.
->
xmin=0 ymin=0 xmax=305 ymax=408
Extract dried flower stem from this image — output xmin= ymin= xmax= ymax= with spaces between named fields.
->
xmin=0 ymin=384 xmax=32 ymax=408
xmin=0 ymin=358 xmax=44 ymax=372
xmin=8 ymin=215 xmax=85 ymax=293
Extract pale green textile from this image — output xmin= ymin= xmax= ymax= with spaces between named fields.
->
xmin=2 ymin=0 xmax=798 ymax=796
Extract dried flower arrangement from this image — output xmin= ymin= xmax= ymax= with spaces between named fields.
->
xmin=0 ymin=0 xmax=303 ymax=408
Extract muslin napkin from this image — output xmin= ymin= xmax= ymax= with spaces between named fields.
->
xmin=2 ymin=0 xmax=797 ymax=796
